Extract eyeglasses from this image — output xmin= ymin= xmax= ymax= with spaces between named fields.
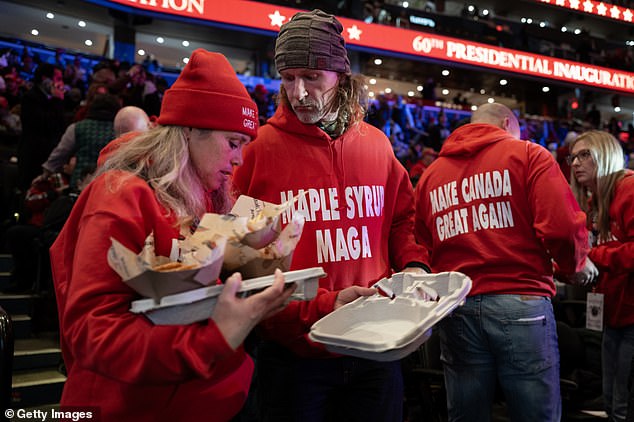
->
xmin=566 ymin=149 xmax=593 ymax=165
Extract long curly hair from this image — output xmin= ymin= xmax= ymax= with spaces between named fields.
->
xmin=279 ymin=73 xmax=368 ymax=133
xmin=98 ymin=125 xmax=232 ymax=224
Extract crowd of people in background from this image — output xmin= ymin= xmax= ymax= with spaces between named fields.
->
xmin=360 ymin=93 xmax=634 ymax=188
xmin=2 ymin=41 xmax=634 ymax=247
xmin=0 ymin=45 xmax=154 ymax=293
xmin=2 ymin=42 xmax=634 ymax=233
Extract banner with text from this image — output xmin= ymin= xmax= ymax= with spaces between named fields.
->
xmin=106 ymin=0 xmax=634 ymax=94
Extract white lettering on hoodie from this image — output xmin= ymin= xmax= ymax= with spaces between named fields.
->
xmin=431 ymin=169 xmax=515 ymax=241
xmin=280 ymin=186 xmax=384 ymax=263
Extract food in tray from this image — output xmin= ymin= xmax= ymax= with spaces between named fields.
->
xmin=152 ymin=262 xmax=198 ymax=272
xmin=108 ymin=194 xmax=307 ymax=302
xmin=246 ymin=212 xmax=272 ymax=232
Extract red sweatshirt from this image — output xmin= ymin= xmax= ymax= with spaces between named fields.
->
xmin=415 ymin=123 xmax=589 ymax=297
xmin=233 ymin=104 xmax=428 ymax=357
xmin=590 ymin=170 xmax=634 ymax=328
xmin=50 ymin=170 xmax=252 ymax=421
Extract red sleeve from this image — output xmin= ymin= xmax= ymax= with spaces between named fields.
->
xmin=589 ymin=176 xmax=634 ymax=271
xmin=97 ymin=132 xmax=142 ymax=167
xmin=57 ymin=177 xmax=243 ymax=384
xmin=414 ymin=179 xmax=434 ymax=252
xmin=387 ymin=159 xmax=430 ymax=270
xmin=526 ymin=143 xmax=589 ymax=274
xmin=258 ymin=289 xmax=339 ymax=355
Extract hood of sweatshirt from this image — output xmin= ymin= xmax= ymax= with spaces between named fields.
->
xmin=440 ymin=123 xmax=517 ymax=157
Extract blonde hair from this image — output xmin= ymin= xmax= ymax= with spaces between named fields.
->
xmin=279 ymin=73 xmax=368 ymax=133
xmin=98 ymin=125 xmax=232 ymax=224
xmin=570 ymin=130 xmax=626 ymax=242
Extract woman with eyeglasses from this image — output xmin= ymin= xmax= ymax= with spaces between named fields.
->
xmin=569 ymin=130 xmax=634 ymax=422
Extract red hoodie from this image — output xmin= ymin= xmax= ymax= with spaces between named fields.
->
xmin=233 ymin=104 xmax=428 ymax=357
xmin=589 ymin=171 xmax=634 ymax=328
xmin=96 ymin=131 xmax=141 ymax=167
xmin=415 ymin=123 xmax=589 ymax=297
xmin=50 ymin=171 xmax=252 ymax=421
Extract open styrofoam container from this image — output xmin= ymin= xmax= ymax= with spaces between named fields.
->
xmin=309 ymin=271 xmax=472 ymax=361
xmin=130 ymin=267 xmax=326 ymax=325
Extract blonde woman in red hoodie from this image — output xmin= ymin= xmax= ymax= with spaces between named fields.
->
xmin=50 ymin=49 xmax=292 ymax=422
xmin=50 ymin=48 xmax=377 ymax=421
xmin=569 ymin=130 xmax=634 ymax=422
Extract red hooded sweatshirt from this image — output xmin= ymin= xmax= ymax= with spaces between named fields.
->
xmin=415 ymin=123 xmax=589 ymax=297
xmin=233 ymin=104 xmax=429 ymax=357
xmin=590 ymin=171 xmax=634 ymax=328
xmin=50 ymin=171 xmax=252 ymax=421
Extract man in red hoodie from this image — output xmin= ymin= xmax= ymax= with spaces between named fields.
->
xmin=414 ymin=102 xmax=598 ymax=422
xmin=233 ymin=9 xmax=430 ymax=422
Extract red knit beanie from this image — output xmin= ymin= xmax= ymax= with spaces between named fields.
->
xmin=157 ymin=49 xmax=258 ymax=138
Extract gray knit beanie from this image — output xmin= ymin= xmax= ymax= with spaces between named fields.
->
xmin=275 ymin=9 xmax=351 ymax=74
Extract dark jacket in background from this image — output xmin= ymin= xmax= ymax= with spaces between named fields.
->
xmin=18 ymin=86 xmax=66 ymax=190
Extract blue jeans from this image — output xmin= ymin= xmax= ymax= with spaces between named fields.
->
xmin=602 ymin=325 xmax=634 ymax=421
xmin=438 ymin=295 xmax=561 ymax=422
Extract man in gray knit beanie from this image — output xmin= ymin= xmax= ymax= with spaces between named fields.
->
xmin=233 ymin=9 xmax=430 ymax=422
xmin=275 ymin=9 xmax=351 ymax=75
xmin=273 ymin=9 xmax=357 ymax=136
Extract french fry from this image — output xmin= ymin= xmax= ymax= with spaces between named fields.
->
xmin=152 ymin=262 xmax=197 ymax=272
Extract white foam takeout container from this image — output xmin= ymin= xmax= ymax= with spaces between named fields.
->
xmin=130 ymin=267 xmax=326 ymax=325
xmin=309 ymin=271 xmax=472 ymax=361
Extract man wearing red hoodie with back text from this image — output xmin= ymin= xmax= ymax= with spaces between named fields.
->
xmin=414 ymin=102 xmax=598 ymax=422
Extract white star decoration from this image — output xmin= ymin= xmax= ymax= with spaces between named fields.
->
xmin=265 ymin=1 xmax=632 ymax=42
xmin=268 ymin=10 xmax=286 ymax=27
xmin=547 ymin=0 xmax=632 ymax=21
xmin=347 ymin=25 xmax=362 ymax=40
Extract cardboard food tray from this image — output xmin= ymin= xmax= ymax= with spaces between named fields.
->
xmin=130 ymin=267 xmax=326 ymax=325
xmin=123 ymin=259 xmax=224 ymax=302
xmin=241 ymin=215 xmax=281 ymax=249
xmin=110 ymin=235 xmax=227 ymax=302
xmin=309 ymin=272 xmax=472 ymax=361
